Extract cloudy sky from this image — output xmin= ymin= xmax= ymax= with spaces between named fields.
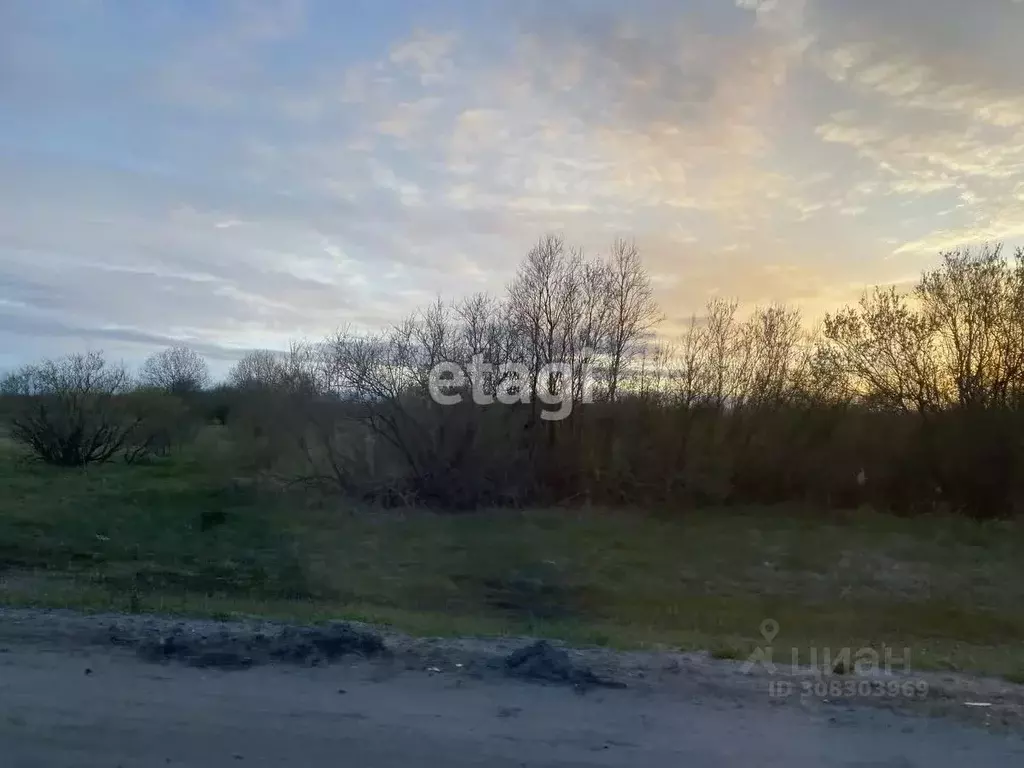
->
xmin=3 ymin=0 xmax=1024 ymax=374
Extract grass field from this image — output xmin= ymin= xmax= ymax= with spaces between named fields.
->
xmin=2 ymin=433 xmax=1024 ymax=682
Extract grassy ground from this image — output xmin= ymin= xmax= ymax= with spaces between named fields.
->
xmin=2 ymin=435 xmax=1024 ymax=682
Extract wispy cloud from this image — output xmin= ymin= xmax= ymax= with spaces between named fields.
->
xmin=3 ymin=0 xmax=1024 ymax=369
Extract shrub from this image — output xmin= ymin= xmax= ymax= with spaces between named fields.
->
xmin=119 ymin=388 xmax=195 ymax=464
xmin=6 ymin=352 xmax=141 ymax=466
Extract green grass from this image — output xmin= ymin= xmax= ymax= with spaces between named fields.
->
xmin=2 ymin=444 xmax=1024 ymax=681
xmin=0 ymin=453 xmax=308 ymax=601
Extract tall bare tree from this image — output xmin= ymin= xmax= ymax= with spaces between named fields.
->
xmin=742 ymin=304 xmax=804 ymax=406
xmin=569 ymin=259 xmax=613 ymax=402
xmin=700 ymin=297 xmax=746 ymax=409
xmin=604 ymin=239 xmax=662 ymax=401
xmin=507 ymin=235 xmax=572 ymax=408
xmin=668 ymin=314 xmax=714 ymax=407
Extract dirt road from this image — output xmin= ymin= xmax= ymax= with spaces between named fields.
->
xmin=1 ymin=610 xmax=1023 ymax=767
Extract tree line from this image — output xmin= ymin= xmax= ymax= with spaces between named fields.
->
xmin=4 ymin=238 xmax=1024 ymax=518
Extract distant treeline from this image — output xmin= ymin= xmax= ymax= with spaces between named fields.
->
xmin=4 ymin=237 xmax=1024 ymax=518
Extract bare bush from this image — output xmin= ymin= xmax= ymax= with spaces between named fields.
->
xmin=227 ymin=349 xmax=289 ymax=392
xmin=916 ymin=245 xmax=1024 ymax=408
xmin=120 ymin=389 xmax=192 ymax=464
xmin=140 ymin=345 xmax=210 ymax=395
xmin=823 ymin=286 xmax=943 ymax=413
xmin=305 ymin=301 xmax=539 ymax=508
xmin=7 ymin=352 xmax=141 ymax=466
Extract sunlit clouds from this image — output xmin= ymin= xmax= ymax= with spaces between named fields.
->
xmin=3 ymin=0 xmax=1024 ymax=370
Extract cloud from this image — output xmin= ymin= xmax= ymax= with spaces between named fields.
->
xmin=388 ymin=29 xmax=458 ymax=84
xmin=798 ymin=0 xmax=1024 ymax=254
xmin=375 ymin=97 xmax=443 ymax=140
xmin=4 ymin=0 xmax=1024 ymax=369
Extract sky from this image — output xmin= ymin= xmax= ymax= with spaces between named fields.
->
xmin=3 ymin=0 xmax=1024 ymax=374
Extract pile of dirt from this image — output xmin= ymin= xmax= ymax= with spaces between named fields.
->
xmin=504 ymin=640 xmax=626 ymax=690
xmin=110 ymin=621 xmax=387 ymax=670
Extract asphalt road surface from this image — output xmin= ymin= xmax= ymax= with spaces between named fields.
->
xmin=2 ymin=643 xmax=1024 ymax=768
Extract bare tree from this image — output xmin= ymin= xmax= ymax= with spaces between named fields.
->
xmin=321 ymin=326 xmax=424 ymax=467
xmin=742 ymin=304 xmax=803 ymax=406
xmin=818 ymin=245 xmax=1024 ymax=412
xmin=280 ymin=340 xmax=326 ymax=396
xmin=506 ymin=235 xmax=642 ymax=407
xmin=604 ymin=239 xmax=663 ymax=401
xmin=1 ymin=368 xmax=34 ymax=396
xmin=823 ymin=287 xmax=942 ymax=413
xmin=636 ymin=340 xmax=674 ymax=402
xmin=789 ymin=323 xmax=851 ymax=405
xmin=410 ymin=297 xmax=460 ymax=391
xmin=7 ymin=352 xmax=142 ymax=466
xmin=227 ymin=349 xmax=288 ymax=392
xmin=452 ymin=292 xmax=519 ymax=398
xmin=140 ymin=346 xmax=210 ymax=395
xmin=569 ymin=259 xmax=613 ymax=402
xmin=317 ymin=324 xmax=473 ymax=502
xmin=507 ymin=235 xmax=573 ymax=408
xmin=667 ymin=314 xmax=713 ymax=407
xmin=699 ymin=297 xmax=747 ymax=409
xmin=916 ymin=245 xmax=1024 ymax=408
